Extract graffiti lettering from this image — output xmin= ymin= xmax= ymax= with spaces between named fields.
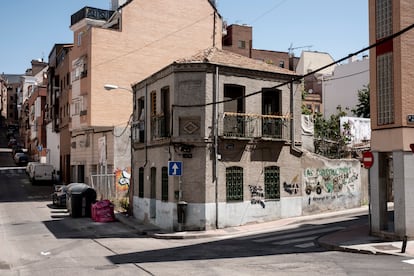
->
xmin=249 ymin=185 xmax=265 ymax=208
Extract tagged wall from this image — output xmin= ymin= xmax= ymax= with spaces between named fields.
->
xmin=302 ymin=152 xmax=361 ymax=214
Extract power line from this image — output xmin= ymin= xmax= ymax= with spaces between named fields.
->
xmin=173 ymin=22 xmax=414 ymax=109
xmin=93 ymin=13 xmax=215 ymax=69
xmin=249 ymin=0 xmax=288 ymax=24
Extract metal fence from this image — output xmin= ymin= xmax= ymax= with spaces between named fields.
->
xmin=90 ymin=174 xmax=116 ymax=200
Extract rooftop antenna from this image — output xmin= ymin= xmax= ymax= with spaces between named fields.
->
xmin=288 ymin=43 xmax=313 ymax=57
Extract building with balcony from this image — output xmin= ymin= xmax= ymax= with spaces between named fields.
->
xmin=369 ymin=0 xmax=414 ymax=239
xmin=17 ymin=60 xmax=48 ymax=160
xmin=47 ymin=44 xmax=73 ymax=183
xmin=0 ymin=74 xmax=22 ymax=127
xmin=131 ymin=47 xmax=302 ymax=231
xmin=67 ymin=0 xmax=223 ymax=193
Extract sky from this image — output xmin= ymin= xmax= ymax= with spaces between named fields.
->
xmin=0 ymin=0 xmax=368 ymax=74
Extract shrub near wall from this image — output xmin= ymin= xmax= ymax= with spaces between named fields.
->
xmin=301 ymin=151 xmax=362 ymax=215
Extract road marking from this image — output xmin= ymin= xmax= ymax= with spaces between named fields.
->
xmin=295 ymin=242 xmax=315 ymax=248
xmin=254 ymin=226 xmax=345 ymax=243
xmin=272 ymin=235 xmax=318 ymax=245
xmin=402 ymin=259 xmax=414 ymax=265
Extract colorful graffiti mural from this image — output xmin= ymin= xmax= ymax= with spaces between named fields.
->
xmin=303 ymin=167 xmax=359 ymax=198
xmin=115 ymin=168 xmax=131 ymax=193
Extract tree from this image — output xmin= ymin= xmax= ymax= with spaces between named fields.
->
xmin=314 ymin=106 xmax=351 ymax=158
xmin=352 ymin=85 xmax=370 ymax=118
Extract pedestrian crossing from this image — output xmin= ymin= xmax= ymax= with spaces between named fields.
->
xmin=235 ymin=225 xmax=345 ymax=249
xmin=0 ymin=167 xmax=26 ymax=175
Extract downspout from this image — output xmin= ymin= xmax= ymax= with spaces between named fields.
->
xmin=290 ymin=77 xmax=302 ymax=157
xmin=144 ymin=82 xmax=148 ymax=167
xmin=214 ymin=66 xmax=219 ymax=229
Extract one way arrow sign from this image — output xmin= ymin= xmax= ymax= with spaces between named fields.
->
xmin=168 ymin=161 xmax=182 ymax=176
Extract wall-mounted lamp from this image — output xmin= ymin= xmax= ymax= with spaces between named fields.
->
xmin=104 ymin=84 xmax=133 ymax=93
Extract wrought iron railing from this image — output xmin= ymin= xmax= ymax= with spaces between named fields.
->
xmin=71 ymin=7 xmax=114 ymax=26
xmin=219 ymin=112 xmax=290 ymax=140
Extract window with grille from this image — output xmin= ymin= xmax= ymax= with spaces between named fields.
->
xmin=264 ymin=166 xmax=280 ymax=200
xmin=161 ymin=167 xmax=168 ymax=201
xmin=377 ymin=52 xmax=394 ymax=125
xmin=376 ymin=0 xmax=392 ymax=40
xmin=226 ymin=166 xmax=243 ymax=201
xmin=138 ymin=167 xmax=144 ymax=198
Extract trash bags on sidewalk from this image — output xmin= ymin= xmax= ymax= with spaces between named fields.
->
xmin=91 ymin=199 xmax=115 ymax=222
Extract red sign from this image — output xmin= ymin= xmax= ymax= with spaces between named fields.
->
xmin=362 ymin=151 xmax=374 ymax=169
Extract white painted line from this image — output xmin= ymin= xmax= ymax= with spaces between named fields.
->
xmin=272 ymin=235 xmax=318 ymax=245
xmin=402 ymin=259 xmax=414 ymax=265
xmin=255 ymin=226 xmax=345 ymax=243
xmin=295 ymin=242 xmax=315 ymax=248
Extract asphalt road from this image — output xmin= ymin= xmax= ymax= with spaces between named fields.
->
xmin=1 ymin=126 xmax=414 ymax=275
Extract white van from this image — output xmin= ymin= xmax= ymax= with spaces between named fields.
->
xmin=29 ymin=163 xmax=55 ymax=184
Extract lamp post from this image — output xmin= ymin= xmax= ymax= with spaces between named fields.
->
xmin=104 ymin=84 xmax=134 ymax=215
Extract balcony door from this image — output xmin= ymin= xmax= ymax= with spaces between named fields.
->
xmin=223 ymin=85 xmax=245 ymax=136
xmin=262 ymin=89 xmax=282 ymax=137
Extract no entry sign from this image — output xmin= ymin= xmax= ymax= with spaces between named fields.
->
xmin=362 ymin=151 xmax=374 ymax=169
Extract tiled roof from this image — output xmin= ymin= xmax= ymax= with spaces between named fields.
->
xmin=175 ymin=47 xmax=296 ymax=75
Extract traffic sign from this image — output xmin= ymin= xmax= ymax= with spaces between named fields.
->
xmin=362 ymin=151 xmax=373 ymax=169
xmin=168 ymin=161 xmax=182 ymax=176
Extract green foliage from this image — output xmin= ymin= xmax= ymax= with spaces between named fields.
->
xmin=352 ymin=84 xmax=370 ymax=118
xmin=314 ymin=106 xmax=352 ymax=158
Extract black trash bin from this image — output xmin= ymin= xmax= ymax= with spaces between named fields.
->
xmin=177 ymin=201 xmax=188 ymax=224
xmin=66 ymin=183 xmax=97 ymax=218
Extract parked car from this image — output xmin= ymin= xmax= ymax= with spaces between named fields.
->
xmin=6 ymin=129 xmax=15 ymax=139
xmin=28 ymin=163 xmax=55 ymax=185
xmin=14 ymin=152 xmax=29 ymax=166
xmin=8 ymin=138 xmax=17 ymax=148
xmin=26 ymin=162 xmax=39 ymax=175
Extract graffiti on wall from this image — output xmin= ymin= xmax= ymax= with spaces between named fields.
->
xmin=115 ymin=168 xmax=131 ymax=193
xmin=283 ymin=175 xmax=300 ymax=195
xmin=303 ymin=167 xmax=359 ymax=201
xmin=248 ymin=185 xmax=265 ymax=208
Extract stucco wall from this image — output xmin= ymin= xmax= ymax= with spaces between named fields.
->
xmin=301 ymin=152 xmax=362 ymax=215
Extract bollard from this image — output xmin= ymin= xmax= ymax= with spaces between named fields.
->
xmin=401 ymin=235 xmax=408 ymax=253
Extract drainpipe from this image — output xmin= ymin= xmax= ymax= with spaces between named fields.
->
xmin=214 ymin=66 xmax=219 ymax=229
xmin=290 ymin=77 xmax=302 ymax=156
xmin=144 ymin=82 xmax=148 ymax=168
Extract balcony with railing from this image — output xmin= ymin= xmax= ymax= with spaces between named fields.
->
xmin=219 ymin=112 xmax=290 ymax=141
xmin=71 ymin=7 xmax=114 ymax=26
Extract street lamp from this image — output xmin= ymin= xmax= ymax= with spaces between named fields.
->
xmin=103 ymin=83 xmax=134 ymax=215
xmin=104 ymin=84 xmax=133 ymax=93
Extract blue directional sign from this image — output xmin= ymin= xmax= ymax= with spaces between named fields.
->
xmin=168 ymin=161 xmax=182 ymax=176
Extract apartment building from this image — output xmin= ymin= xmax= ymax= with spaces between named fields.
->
xmin=296 ymin=51 xmax=336 ymax=115
xmin=369 ymin=0 xmax=414 ymax=238
xmin=131 ymin=47 xmax=302 ymax=231
xmin=323 ymin=56 xmax=370 ymax=118
xmin=67 ymin=0 xmax=222 ymax=192
xmin=0 ymin=74 xmax=22 ymax=127
xmin=18 ymin=61 xmax=48 ymax=160
xmin=47 ymin=44 xmax=73 ymax=183
xmin=222 ymin=24 xmax=299 ymax=70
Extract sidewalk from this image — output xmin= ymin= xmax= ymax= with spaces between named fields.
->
xmin=115 ymin=206 xmax=414 ymax=258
